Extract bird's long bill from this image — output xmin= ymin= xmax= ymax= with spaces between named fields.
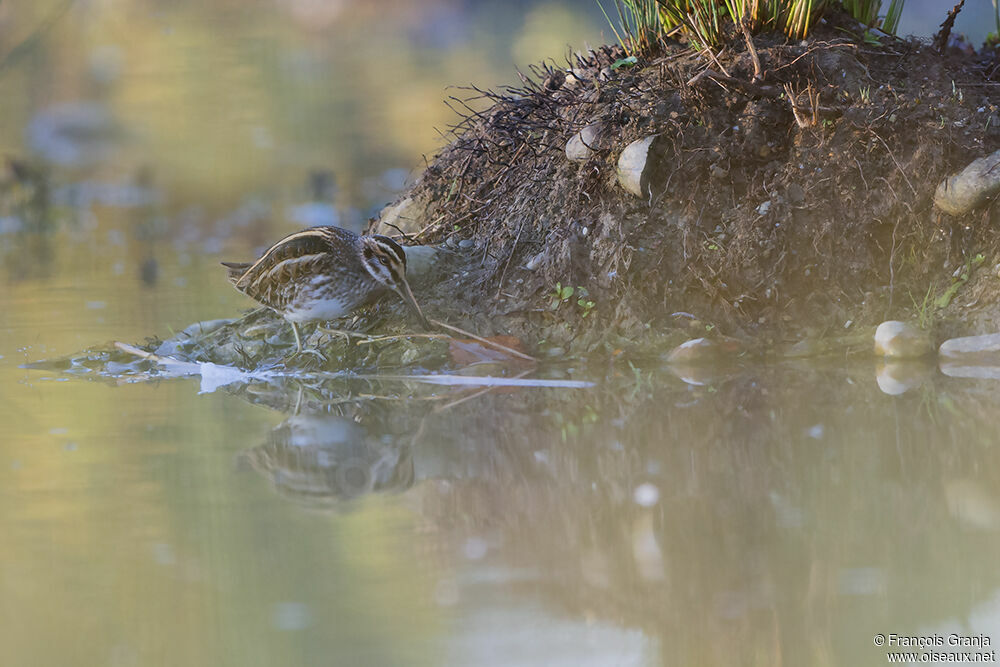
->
xmin=395 ymin=279 xmax=429 ymax=328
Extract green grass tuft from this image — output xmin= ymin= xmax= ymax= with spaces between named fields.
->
xmin=597 ymin=0 xmax=664 ymax=55
xmin=598 ymin=0 xmax=907 ymax=53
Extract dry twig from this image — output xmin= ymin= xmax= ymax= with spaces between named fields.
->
xmin=429 ymin=318 xmax=537 ymax=362
xmin=740 ymin=22 xmax=763 ymax=82
xmin=784 ymin=83 xmax=820 ymax=128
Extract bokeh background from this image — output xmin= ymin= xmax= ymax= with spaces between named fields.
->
xmin=0 ymin=0 xmax=990 ymax=221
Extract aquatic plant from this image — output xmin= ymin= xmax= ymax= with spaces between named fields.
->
xmin=599 ymin=0 xmax=907 ymax=53
xmin=597 ymin=0 xmax=664 ymax=55
xmin=881 ymin=0 xmax=905 ymax=35
xmin=990 ymin=0 xmax=1000 ymax=46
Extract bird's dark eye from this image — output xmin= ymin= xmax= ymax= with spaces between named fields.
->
xmin=378 ymin=256 xmax=389 ymax=266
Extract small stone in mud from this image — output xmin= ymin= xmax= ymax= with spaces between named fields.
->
xmin=617 ymin=135 xmax=656 ymax=198
xmin=524 ymin=251 xmax=545 ymax=271
xmin=873 ymin=321 xmax=933 ymax=358
xmin=376 ymin=193 xmax=431 ymax=235
xmin=458 ymin=239 xmax=474 ymax=249
xmin=939 ymin=333 xmax=1000 ymax=359
xmin=401 ymin=245 xmax=440 ymax=279
xmin=934 ymin=149 xmax=1000 ymax=216
xmin=565 ymin=122 xmax=606 ymax=161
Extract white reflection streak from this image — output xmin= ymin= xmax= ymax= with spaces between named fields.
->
xmin=113 ymin=342 xmax=594 ymax=393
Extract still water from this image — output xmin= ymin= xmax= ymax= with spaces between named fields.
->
xmin=4 ymin=2 xmax=1000 ymax=666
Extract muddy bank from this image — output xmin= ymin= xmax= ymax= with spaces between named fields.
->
xmin=374 ymin=14 xmax=1000 ymax=357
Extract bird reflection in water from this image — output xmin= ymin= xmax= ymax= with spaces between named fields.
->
xmin=242 ymin=412 xmax=415 ymax=506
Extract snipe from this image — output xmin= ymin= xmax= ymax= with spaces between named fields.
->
xmin=222 ymin=226 xmax=427 ymax=352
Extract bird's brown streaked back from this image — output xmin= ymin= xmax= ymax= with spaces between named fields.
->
xmin=231 ymin=228 xmax=345 ymax=283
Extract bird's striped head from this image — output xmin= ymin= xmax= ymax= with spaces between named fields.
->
xmin=361 ymin=235 xmax=407 ymax=287
xmin=360 ymin=235 xmax=428 ymax=326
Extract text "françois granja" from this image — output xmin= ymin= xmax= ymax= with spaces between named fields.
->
xmin=888 ymin=634 xmax=991 ymax=649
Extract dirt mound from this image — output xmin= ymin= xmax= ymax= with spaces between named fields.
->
xmin=377 ymin=14 xmax=1000 ymax=355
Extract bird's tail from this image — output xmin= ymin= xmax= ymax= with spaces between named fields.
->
xmin=221 ymin=261 xmax=251 ymax=284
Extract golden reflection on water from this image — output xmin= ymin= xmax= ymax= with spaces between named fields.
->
xmin=0 ymin=0 xmax=607 ymax=211
xmin=0 ymin=381 xmax=444 ymax=666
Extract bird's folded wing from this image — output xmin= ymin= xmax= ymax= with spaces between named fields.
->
xmin=235 ymin=229 xmax=336 ymax=300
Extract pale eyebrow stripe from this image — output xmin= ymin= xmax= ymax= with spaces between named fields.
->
xmin=378 ymin=241 xmax=406 ymax=265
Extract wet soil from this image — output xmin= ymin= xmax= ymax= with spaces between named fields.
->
xmin=374 ymin=12 xmax=1000 ymax=358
